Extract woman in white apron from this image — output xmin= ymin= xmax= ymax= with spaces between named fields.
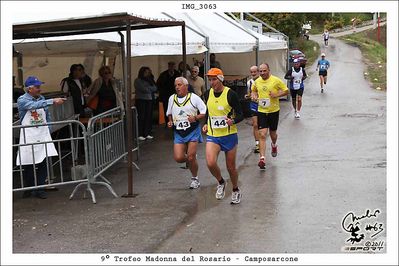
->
xmin=16 ymin=76 xmax=65 ymax=198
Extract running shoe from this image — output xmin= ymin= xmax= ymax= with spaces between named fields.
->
xmin=231 ymin=189 xmax=241 ymax=204
xmin=271 ymin=143 xmax=278 ymax=157
xmin=138 ymin=136 xmax=146 ymax=141
xmin=295 ymin=112 xmax=301 ymax=119
xmin=146 ymin=135 xmax=154 ymax=140
xmin=321 ymin=88 xmax=324 ymax=93
xmin=258 ymin=157 xmax=266 ymax=169
xmin=189 ymin=178 xmax=200 ymax=189
xmin=215 ymin=182 xmax=226 ymax=199
xmin=254 ymin=143 xmax=260 ymax=153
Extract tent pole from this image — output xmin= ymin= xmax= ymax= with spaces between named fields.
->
xmin=125 ymin=21 xmax=134 ymax=197
xmin=118 ymin=31 xmax=127 ymax=103
xmin=16 ymin=49 xmax=23 ymax=87
xmin=204 ymin=37 xmax=210 ymax=89
xmin=182 ymin=23 xmax=187 ymax=77
xmin=255 ymin=40 xmax=259 ymax=66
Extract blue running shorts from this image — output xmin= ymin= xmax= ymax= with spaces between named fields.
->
xmin=206 ymin=133 xmax=238 ymax=152
xmin=174 ymin=126 xmax=203 ymax=144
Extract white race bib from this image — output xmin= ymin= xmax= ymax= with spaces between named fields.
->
xmin=258 ymin=98 xmax=270 ymax=108
xmin=320 ymin=64 xmax=327 ymax=70
xmin=175 ymin=118 xmax=190 ymax=130
xmin=293 ymin=79 xmax=302 ymax=90
xmin=210 ymin=116 xmax=228 ymax=129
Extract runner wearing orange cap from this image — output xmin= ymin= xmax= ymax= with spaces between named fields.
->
xmin=202 ymin=68 xmax=244 ymax=204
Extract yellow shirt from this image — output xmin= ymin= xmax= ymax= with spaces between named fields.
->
xmin=252 ymin=75 xmax=288 ymax=113
xmin=206 ymin=87 xmax=238 ymax=137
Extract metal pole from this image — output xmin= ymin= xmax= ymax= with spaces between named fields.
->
xmin=182 ymin=23 xmax=187 ymax=77
xmin=377 ymin=13 xmax=381 ymax=43
xmin=125 ymin=21 xmax=134 ymax=196
xmin=118 ymin=32 xmax=127 ymax=108
xmin=255 ymin=40 xmax=259 ymax=66
xmin=204 ymin=36 xmax=210 ymax=89
xmin=16 ymin=49 xmax=23 ymax=87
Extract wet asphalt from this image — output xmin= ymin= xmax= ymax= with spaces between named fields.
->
xmin=12 ymin=35 xmax=386 ymax=253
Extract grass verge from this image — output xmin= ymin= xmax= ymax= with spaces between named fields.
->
xmin=338 ymin=26 xmax=386 ymax=90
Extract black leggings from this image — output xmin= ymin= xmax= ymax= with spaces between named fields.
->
xmin=136 ymin=99 xmax=154 ymax=137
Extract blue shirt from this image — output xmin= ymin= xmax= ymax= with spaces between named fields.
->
xmin=17 ymin=92 xmax=54 ymax=124
xmin=318 ymin=59 xmax=330 ymax=71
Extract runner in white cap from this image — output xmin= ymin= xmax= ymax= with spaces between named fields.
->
xmin=316 ymin=53 xmax=330 ymax=93
xmin=284 ymin=59 xmax=307 ymax=119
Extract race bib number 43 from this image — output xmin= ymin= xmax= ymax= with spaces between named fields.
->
xmin=258 ymin=98 xmax=270 ymax=108
xmin=175 ymin=118 xmax=190 ymax=130
xmin=210 ymin=116 xmax=227 ymax=129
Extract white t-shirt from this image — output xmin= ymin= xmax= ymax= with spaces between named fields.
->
xmin=166 ymin=92 xmax=206 ymax=116
xmin=166 ymin=93 xmax=206 ymax=130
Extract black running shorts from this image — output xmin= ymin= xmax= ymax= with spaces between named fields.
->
xmin=290 ymin=88 xmax=304 ymax=98
xmin=319 ymin=70 xmax=327 ymax=77
xmin=257 ymin=111 xmax=279 ymax=131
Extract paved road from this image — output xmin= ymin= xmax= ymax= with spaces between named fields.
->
xmin=329 ymin=21 xmax=386 ymax=38
xmin=155 ymin=34 xmax=387 ymax=253
xmin=12 ymin=34 xmax=386 ymax=254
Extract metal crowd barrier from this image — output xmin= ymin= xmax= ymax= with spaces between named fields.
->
xmin=70 ymin=107 xmax=125 ymax=203
xmin=130 ymin=106 xmax=140 ymax=170
xmin=13 ymin=120 xmax=88 ymax=192
xmin=13 ymin=106 xmax=141 ymax=203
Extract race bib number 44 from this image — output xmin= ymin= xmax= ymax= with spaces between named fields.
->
xmin=210 ymin=116 xmax=227 ymax=129
xmin=258 ymin=98 xmax=270 ymax=108
xmin=175 ymin=118 xmax=190 ymax=130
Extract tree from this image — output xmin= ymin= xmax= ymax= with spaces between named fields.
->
xmin=248 ymin=13 xmax=307 ymax=39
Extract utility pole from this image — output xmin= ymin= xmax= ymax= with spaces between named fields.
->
xmin=377 ymin=12 xmax=381 ymax=43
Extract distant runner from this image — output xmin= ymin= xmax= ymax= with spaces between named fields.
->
xmin=322 ymin=29 xmax=330 ymax=46
xmin=246 ymin=65 xmax=260 ymax=153
xmin=316 ymin=53 xmax=331 ymax=93
xmin=284 ymin=59 xmax=307 ymax=119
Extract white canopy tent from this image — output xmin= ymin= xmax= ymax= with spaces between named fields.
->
xmin=12 ymin=12 xmax=288 ymax=92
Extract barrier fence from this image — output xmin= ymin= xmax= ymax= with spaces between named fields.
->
xmin=13 ymin=106 xmax=141 ymax=203
xmin=13 ymin=120 xmax=88 ymax=191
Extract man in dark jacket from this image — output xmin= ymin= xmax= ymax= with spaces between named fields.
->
xmin=156 ymin=62 xmax=180 ymax=124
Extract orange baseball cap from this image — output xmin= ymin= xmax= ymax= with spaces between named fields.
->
xmin=206 ymin=68 xmax=224 ymax=81
xmin=206 ymin=68 xmax=224 ymax=76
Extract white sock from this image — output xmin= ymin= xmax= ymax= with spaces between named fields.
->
xmin=255 ymin=140 xmax=259 ymax=145
xmin=272 ymin=142 xmax=277 ymax=147
xmin=192 ymin=176 xmax=198 ymax=180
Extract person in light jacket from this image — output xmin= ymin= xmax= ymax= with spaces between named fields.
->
xmin=134 ymin=67 xmax=158 ymax=140
xmin=85 ymin=66 xmax=124 ymax=115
